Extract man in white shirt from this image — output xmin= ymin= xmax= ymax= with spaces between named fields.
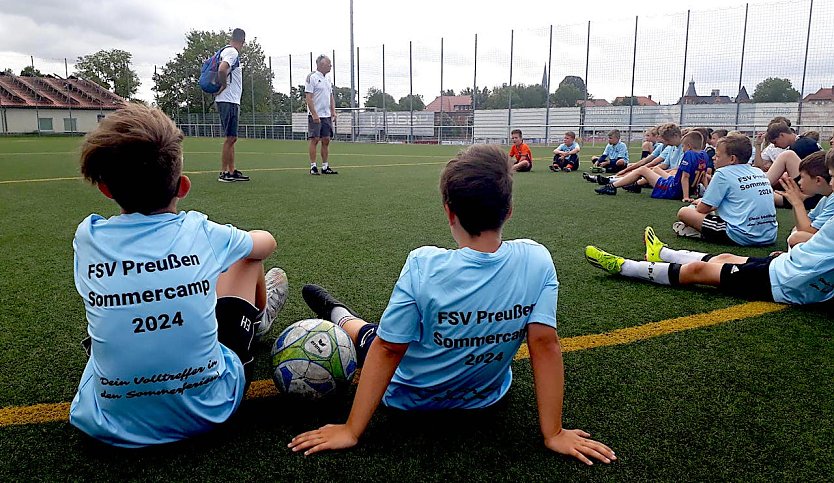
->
xmin=216 ymin=28 xmax=249 ymax=182
xmin=305 ymin=55 xmax=338 ymax=175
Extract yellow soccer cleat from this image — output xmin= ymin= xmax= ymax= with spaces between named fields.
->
xmin=644 ymin=226 xmax=667 ymax=263
xmin=585 ymin=245 xmax=625 ymax=274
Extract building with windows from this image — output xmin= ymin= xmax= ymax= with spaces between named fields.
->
xmin=0 ymin=72 xmax=124 ymax=134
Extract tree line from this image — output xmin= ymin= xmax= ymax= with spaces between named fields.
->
xmin=4 ymin=29 xmax=807 ymax=113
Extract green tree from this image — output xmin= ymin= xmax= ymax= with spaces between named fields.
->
xmin=752 ymin=77 xmax=801 ymax=103
xmin=460 ymin=86 xmax=489 ymax=109
xmin=550 ymin=84 xmax=583 ymax=107
xmin=19 ymin=65 xmax=43 ymax=77
xmin=333 ymin=86 xmax=354 ymax=108
xmin=612 ymin=96 xmax=638 ymax=106
xmin=365 ymin=87 xmax=400 ymax=111
xmin=152 ymin=30 xmax=273 ymax=115
xmin=484 ymin=84 xmax=547 ymax=109
xmin=398 ymin=94 xmax=425 ymax=111
xmin=75 ymin=49 xmax=140 ymax=99
xmin=441 ymin=89 xmax=455 ymax=96
xmin=2 ymin=67 xmax=13 ymax=75
xmin=559 ymin=76 xmax=586 ymax=96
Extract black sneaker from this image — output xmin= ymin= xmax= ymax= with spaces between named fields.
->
xmin=596 ymin=175 xmax=611 ymax=185
xmin=623 ymin=183 xmax=642 ymax=193
xmin=582 ymin=172 xmax=596 ymax=183
xmin=230 ymin=169 xmax=250 ymax=182
xmin=310 ymin=166 xmax=320 ymax=175
xmin=595 ymin=184 xmax=617 ymax=195
xmin=301 ymin=284 xmax=360 ymax=322
xmin=321 ymin=166 xmax=339 ymax=174
xmin=218 ymin=171 xmax=234 ymax=183
xmin=549 ymin=165 xmax=560 ymax=172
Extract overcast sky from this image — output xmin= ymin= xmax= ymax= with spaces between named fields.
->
xmin=1 ymin=0 xmax=830 ymax=105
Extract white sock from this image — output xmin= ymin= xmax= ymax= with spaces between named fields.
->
xmin=322 ymin=161 xmax=329 ymax=169
xmin=660 ymin=247 xmax=708 ymax=264
xmin=621 ymin=260 xmax=671 ymax=285
xmin=330 ymin=306 xmax=356 ymax=327
xmin=311 ymin=162 xmax=317 ymax=168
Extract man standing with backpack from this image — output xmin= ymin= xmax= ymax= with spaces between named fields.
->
xmin=216 ymin=28 xmax=249 ymax=182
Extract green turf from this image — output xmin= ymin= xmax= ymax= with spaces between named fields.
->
xmin=1 ymin=136 xmax=832 ymax=480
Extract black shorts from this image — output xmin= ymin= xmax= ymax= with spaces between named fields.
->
xmin=514 ymin=160 xmax=532 ymax=172
xmin=718 ymin=257 xmax=774 ymax=301
xmin=700 ymin=214 xmax=734 ymax=245
xmin=308 ymin=116 xmax=334 ymax=139
xmin=216 ymin=296 xmax=261 ymax=381
xmin=217 ymin=102 xmax=239 ymax=138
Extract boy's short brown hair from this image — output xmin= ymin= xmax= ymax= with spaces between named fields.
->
xmin=681 ymin=131 xmax=705 ymax=150
xmin=691 ymin=127 xmax=710 ymax=147
xmin=800 ymin=130 xmax=820 ymax=142
xmin=81 ymin=103 xmax=184 ymax=215
xmin=712 ymin=128 xmax=729 ymax=138
xmin=826 ymin=149 xmax=834 ymax=171
xmin=769 ymin=116 xmax=791 ymax=127
xmin=440 ymin=145 xmax=512 ymax=237
xmin=565 ymin=131 xmax=576 ymax=139
xmin=607 ymin=129 xmax=620 ymax=138
xmin=511 ymin=129 xmax=522 ymax=137
xmin=657 ymin=123 xmax=681 ymax=142
xmin=717 ymin=133 xmax=752 ymax=164
xmin=798 ymin=151 xmax=829 ymax=179
xmin=765 ymin=122 xmax=792 ymax=143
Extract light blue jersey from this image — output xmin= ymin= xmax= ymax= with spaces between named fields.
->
xmin=71 ymin=211 xmax=253 ymax=447
xmin=376 ymin=240 xmax=559 ymax=410
xmin=769 ymin=217 xmax=834 ymax=304
xmin=701 ymin=164 xmax=778 ymax=246
xmin=808 ymin=195 xmax=834 ymax=230
xmin=556 ymin=142 xmax=580 ymax=153
xmin=602 ymin=141 xmax=629 ymax=162
xmin=651 ymin=142 xmax=665 ymax=157
xmin=659 ymin=144 xmax=683 ymax=169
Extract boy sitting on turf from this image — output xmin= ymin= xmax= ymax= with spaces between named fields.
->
xmin=775 ymin=150 xmax=834 ymax=247
xmin=70 ymin=104 xmax=288 ymax=448
xmin=585 ymin=223 xmax=834 ymax=306
xmin=590 ymin=129 xmax=629 ymax=173
xmin=550 ymin=131 xmax=581 ymax=172
xmin=288 ymin=144 xmax=616 ymax=465
xmin=585 ymin=123 xmax=682 ymax=187
xmin=594 ymin=131 xmax=704 ymax=199
xmin=674 ymin=133 xmax=777 ymax=246
xmin=612 ymin=126 xmax=665 ymax=178
xmin=509 ymin=129 xmax=533 ymax=172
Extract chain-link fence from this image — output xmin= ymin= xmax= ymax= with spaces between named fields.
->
xmin=3 ymin=0 xmax=833 ymax=144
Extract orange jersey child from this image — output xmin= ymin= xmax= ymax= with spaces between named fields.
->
xmin=509 ymin=129 xmax=533 ymax=172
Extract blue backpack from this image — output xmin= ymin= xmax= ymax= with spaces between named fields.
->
xmin=199 ymin=45 xmax=239 ymax=94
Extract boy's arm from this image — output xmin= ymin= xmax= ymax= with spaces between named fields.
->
xmin=777 ymin=176 xmax=816 ymax=233
xmin=246 ymin=230 xmax=277 ymax=260
xmin=695 ymin=199 xmax=715 ymax=214
xmin=681 ymin=171 xmax=693 ymax=202
xmin=528 ymin=323 xmax=615 ymax=465
xmin=289 ymin=338 xmax=408 ymax=455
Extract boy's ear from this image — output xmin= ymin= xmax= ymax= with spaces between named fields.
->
xmin=176 ymin=175 xmax=191 ymax=199
xmin=443 ymin=203 xmax=456 ymax=226
xmin=97 ymin=183 xmax=114 ymax=199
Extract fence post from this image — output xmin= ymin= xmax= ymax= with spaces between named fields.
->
xmin=31 ymin=56 xmax=40 ymax=135
xmin=734 ymin=4 xmax=749 ymax=131
xmin=268 ymin=56 xmax=274 ymax=139
xmin=201 ymin=91 xmax=207 ymax=137
xmin=797 ymin=0 xmax=814 ymax=127
xmin=472 ymin=33 xmax=478 ymax=144
xmin=382 ymin=44 xmax=387 ymax=142
xmin=65 ymin=58 xmax=74 ymax=134
xmin=583 ymin=21 xmax=590 ymax=141
xmin=289 ymin=54 xmax=293 ymax=121
xmin=409 ymin=41 xmax=414 ymax=143
xmin=250 ymin=66 xmax=256 ymax=136
xmin=627 ymin=16 xmax=638 ymax=143
xmin=545 ymin=25 xmax=553 ymax=144
xmin=508 ymin=29 xmax=514 ymax=141
xmin=332 ymin=49 xmax=336 ymax=87
xmin=439 ymin=37 xmax=444 ymax=145
xmin=679 ymin=10 xmax=691 ymax=126
xmin=355 ymin=46 xmax=359 ymax=140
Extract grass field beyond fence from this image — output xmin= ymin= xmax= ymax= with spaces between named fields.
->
xmin=0 ymin=137 xmax=831 ymax=481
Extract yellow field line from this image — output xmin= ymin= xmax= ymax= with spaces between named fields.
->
xmin=0 ymin=161 xmax=447 ymax=185
xmin=0 ymin=301 xmax=786 ymax=428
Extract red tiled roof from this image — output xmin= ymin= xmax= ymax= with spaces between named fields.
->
xmin=425 ymin=95 xmax=472 ymax=112
xmin=576 ymin=99 xmax=610 ymax=107
xmin=0 ymin=73 xmax=125 ymax=109
xmin=803 ymin=86 xmax=834 ymax=101
xmin=613 ymin=96 xmax=658 ymax=106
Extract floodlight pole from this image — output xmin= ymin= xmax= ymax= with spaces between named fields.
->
xmin=797 ymin=0 xmax=814 ymax=127
xmin=472 ymin=33 xmax=478 ymax=144
xmin=545 ymin=25 xmax=553 ymax=144
xmin=734 ymin=3 xmax=749 ymax=131
xmin=627 ymin=16 xmax=638 ymax=143
xmin=508 ymin=29 xmax=513 ymax=142
xmin=679 ymin=10 xmax=690 ymax=126
xmin=349 ymin=0 xmax=356 ymax=141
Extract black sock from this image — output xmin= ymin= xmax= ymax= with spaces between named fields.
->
xmin=668 ymin=263 xmax=682 ymax=286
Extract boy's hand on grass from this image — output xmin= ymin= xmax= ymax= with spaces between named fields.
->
xmin=545 ymin=428 xmax=616 ymax=465
xmin=683 ymin=197 xmax=694 ymax=203
xmin=288 ymin=424 xmax=358 ymax=456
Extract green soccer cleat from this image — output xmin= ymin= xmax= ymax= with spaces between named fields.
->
xmin=585 ymin=245 xmax=625 ymax=274
xmin=644 ymin=226 xmax=667 ymax=263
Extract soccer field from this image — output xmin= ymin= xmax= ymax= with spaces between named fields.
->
xmin=0 ymin=136 xmax=832 ymax=481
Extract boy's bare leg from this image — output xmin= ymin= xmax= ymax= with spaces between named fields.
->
xmin=217 ymin=259 xmax=266 ymax=310
xmin=677 ymin=205 xmax=707 ymax=231
xmin=677 ymin=253 xmax=749 ymax=286
xmin=766 ymin=151 xmax=801 ymax=186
